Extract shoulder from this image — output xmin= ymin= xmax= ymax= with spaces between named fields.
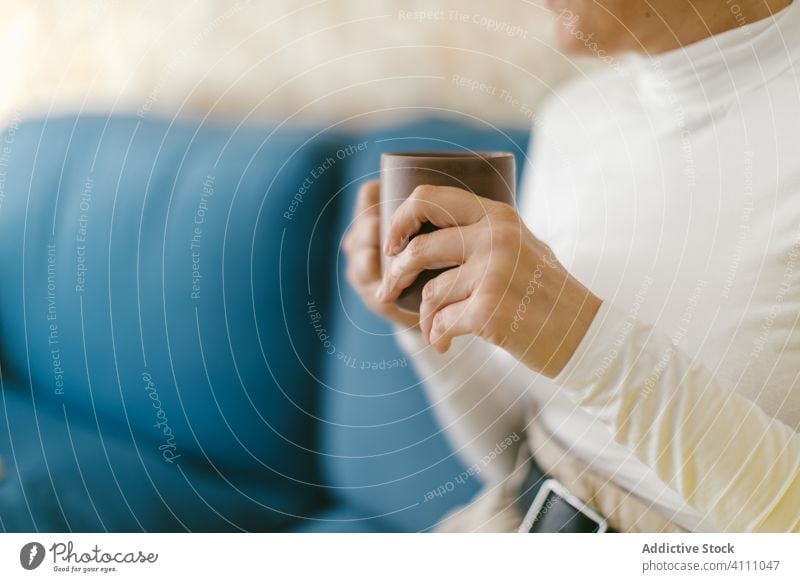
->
xmin=536 ymin=63 xmax=634 ymax=129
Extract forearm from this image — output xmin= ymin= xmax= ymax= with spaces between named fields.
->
xmin=554 ymin=301 xmax=800 ymax=532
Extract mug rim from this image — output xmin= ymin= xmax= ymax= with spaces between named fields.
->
xmin=381 ymin=151 xmax=512 ymax=160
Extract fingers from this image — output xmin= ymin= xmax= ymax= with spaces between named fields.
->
xmin=343 ymin=181 xmax=383 ymax=290
xmin=418 ymin=265 xmax=476 ymax=344
xmin=342 ymin=180 xmax=380 ymax=254
xmin=376 ymin=224 xmax=476 ymax=303
xmin=342 ymin=179 xmax=422 ymax=330
xmin=383 ymin=186 xmax=494 ymax=256
xmin=355 ymin=179 xmax=380 ymax=217
xmin=342 ymin=214 xmax=380 ymax=254
xmin=345 ymin=246 xmax=381 ymax=287
xmin=428 ymin=299 xmax=475 ymax=353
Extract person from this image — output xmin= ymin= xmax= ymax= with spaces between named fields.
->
xmin=342 ymin=0 xmax=800 ymax=532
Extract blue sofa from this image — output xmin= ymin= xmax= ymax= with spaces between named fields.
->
xmin=0 ymin=114 xmax=529 ymax=532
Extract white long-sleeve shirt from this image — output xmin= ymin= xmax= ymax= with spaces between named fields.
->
xmin=396 ymin=1 xmax=800 ymax=532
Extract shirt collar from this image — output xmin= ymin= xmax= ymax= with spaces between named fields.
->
xmin=621 ymin=1 xmax=800 ymax=111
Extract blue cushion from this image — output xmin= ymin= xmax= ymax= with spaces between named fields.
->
xmin=0 ymin=114 xmax=532 ymax=532
xmin=318 ymin=117 xmax=531 ymax=531
xmin=0 ymin=115 xmax=342 ymax=531
xmin=290 ymin=505 xmax=391 ymax=533
xmin=0 ymin=385 xmax=314 ymax=531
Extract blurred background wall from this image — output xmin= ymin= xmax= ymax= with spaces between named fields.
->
xmin=0 ymin=0 xmax=589 ymax=128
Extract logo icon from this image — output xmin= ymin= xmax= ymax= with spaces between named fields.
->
xmin=20 ymin=542 xmax=46 ymax=570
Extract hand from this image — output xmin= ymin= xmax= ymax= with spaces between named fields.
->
xmin=375 ymin=185 xmax=602 ymax=378
xmin=342 ymin=180 xmax=419 ymax=330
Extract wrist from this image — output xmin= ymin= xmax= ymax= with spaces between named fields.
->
xmin=539 ymin=291 xmax=602 ymax=379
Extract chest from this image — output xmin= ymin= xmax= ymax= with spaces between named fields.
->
xmin=522 ymin=103 xmax=800 ymax=424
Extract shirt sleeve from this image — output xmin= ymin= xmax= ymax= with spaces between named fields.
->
xmin=553 ymin=300 xmax=800 ymax=532
xmin=394 ymin=327 xmax=536 ymax=484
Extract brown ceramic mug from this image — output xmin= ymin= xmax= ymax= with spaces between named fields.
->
xmin=380 ymin=151 xmax=516 ymax=313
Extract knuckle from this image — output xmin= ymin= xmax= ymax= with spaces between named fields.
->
xmin=418 ymin=301 xmax=435 ymax=331
xmin=406 ymin=235 xmax=427 ymax=261
xmin=388 ymin=212 xmax=409 ymax=238
xmin=475 ymin=222 xmax=494 ymax=246
xmin=411 ymin=185 xmax=442 ymax=212
xmin=492 ymin=201 xmax=517 ymax=219
xmin=422 ymin=277 xmax=437 ymax=302
xmin=488 ymin=224 xmax=517 ymax=248
xmin=431 ymin=310 xmax=448 ymax=333
xmin=387 ymin=213 xmax=399 ymax=236
xmin=411 ymin=184 xmax=433 ymax=201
